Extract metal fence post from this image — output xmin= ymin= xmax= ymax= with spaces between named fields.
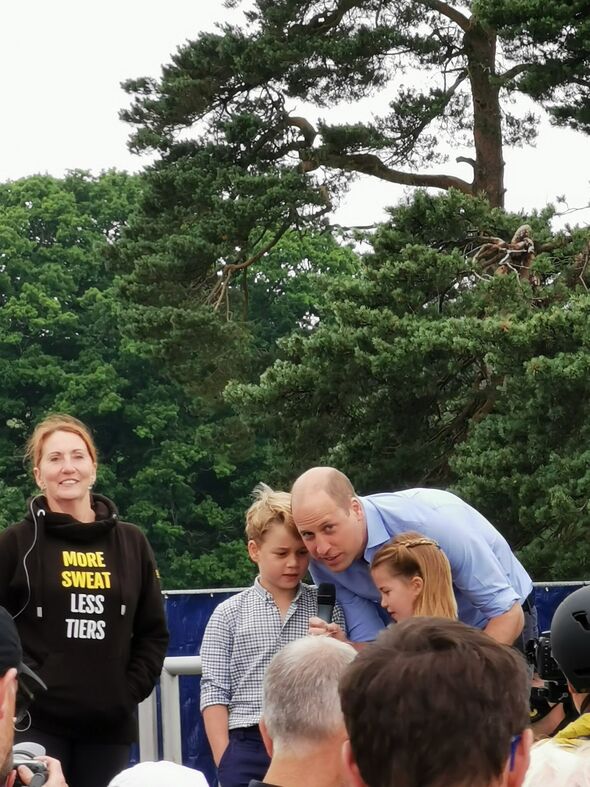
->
xmin=139 ymin=656 xmax=203 ymax=764
xmin=138 ymin=688 xmax=159 ymax=761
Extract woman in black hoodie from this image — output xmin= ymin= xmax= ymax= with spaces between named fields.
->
xmin=0 ymin=415 xmax=169 ymax=787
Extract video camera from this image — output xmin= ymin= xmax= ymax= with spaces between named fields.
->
xmin=526 ymin=630 xmax=569 ymax=704
xmin=12 ymin=742 xmax=48 ymax=787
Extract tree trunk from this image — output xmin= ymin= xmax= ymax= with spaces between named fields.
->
xmin=463 ymin=23 xmax=505 ymax=208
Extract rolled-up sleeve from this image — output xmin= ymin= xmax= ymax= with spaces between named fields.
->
xmin=425 ymin=507 xmax=521 ymax=620
xmin=200 ymin=605 xmax=234 ymax=710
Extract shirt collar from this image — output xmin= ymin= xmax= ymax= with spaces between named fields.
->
xmin=253 ymin=576 xmax=272 ymax=600
xmin=360 ymin=496 xmax=392 ymax=562
xmin=253 ymin=576 xmax=303 ymax=604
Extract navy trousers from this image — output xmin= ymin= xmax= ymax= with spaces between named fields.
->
xmin=217 ymin=726 xmax=270 ymax=787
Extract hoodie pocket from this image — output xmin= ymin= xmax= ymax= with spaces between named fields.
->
xmin=34 ymin=652 xmax=135 ymax=727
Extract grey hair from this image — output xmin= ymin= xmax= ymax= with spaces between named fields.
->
xmin=261 ymin=636 xmax=357 ymax=755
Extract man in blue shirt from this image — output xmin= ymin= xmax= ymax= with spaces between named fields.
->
xmin=292 ymin=467 xmax=534 ymax=645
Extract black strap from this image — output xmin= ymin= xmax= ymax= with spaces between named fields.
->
xmin=522 ymin=589 xmax=536 ymax=614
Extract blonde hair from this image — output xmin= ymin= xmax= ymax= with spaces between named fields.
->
xmin=245 ymin=483 xmax=301 ymax=544
xmin=371 ymin=531 xmax=457 ymax=619
xmin=25 ymin=414 xmax=98 ymax=469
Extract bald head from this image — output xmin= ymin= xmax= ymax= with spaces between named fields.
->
xmin=291 ymin=468 xmax=366 ymax=571
xmin=291 ymin=467 xmax=356 ymax=512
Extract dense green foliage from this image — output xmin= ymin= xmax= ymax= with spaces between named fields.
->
xmin=0 ymin=172 xmax=256 ymax=587
xmin=2 ymin=178 xmax=590 ymax=581
xmin=479 ymin=0 xmax=590 ymax=132
xmin=0 ymin=173 xmax=360 ymax=587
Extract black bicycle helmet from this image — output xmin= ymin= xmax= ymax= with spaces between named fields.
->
xmin=551 ymin=586 xmax=590 ymax=692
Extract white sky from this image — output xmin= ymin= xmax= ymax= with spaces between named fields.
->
xmin=1 ymin=0 xmax=589 ymax=230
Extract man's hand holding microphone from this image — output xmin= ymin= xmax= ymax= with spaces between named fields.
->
xmin=308 ymin=583 xmax=346 ymax=641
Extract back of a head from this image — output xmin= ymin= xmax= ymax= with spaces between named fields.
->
xmin=108 ymin=761 xmax=208 ymax=787
xmin=340 ymin=617 xmax=530 ymax=787
xmin=0 ymin=606 xmax=47 ymax=728
xmin=262 ymin=635 xmax=356 ymax=755
xmin=524 ymin=739 xmax=590 ymax=786
xmin=550 ymin=586 xmax=590 ymax=693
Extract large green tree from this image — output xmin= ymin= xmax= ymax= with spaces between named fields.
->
xmin=230 ymin=190 xmax=590 ymax=579
xmin=0 ymin=169 xmax=141 ymax=523
xmin=0 ymin=172 xmax=260 ymax=587
xmin=114 ymin=227 xmax=361 ymax=587
xmin=0 ymin=173 xmax=362 ymax=587
xmin=479 ymin=0 xmax=590 ymax=132
xmin=120 ymin=0 xmax=583 ymax=258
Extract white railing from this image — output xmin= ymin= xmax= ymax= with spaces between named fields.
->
xmin=139 ymin=655 xmax=202 ymax=763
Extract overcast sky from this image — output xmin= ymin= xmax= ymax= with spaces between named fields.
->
xmin=1 ymin=0 xmax=588 ymax=229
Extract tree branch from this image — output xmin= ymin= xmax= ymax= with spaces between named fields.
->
xmin=537 ymin=236 xmax=574 ymax=252
xmin=286 ymin=116 xmax=318 ymax=146
xmin=207 ymin=218 xmax=293 ymax=312
xmin=418 ymin=0 xmax=471 ymax=32
xmin=308 ymin=150 xmax=473 ymax=195
xmin=398 ymin=70 xmax=468 ymax=156
xmin=456 ymin=155 xmax=476 ymax=169
xmin=328 ymin=222 xmax=380 ymax=231
xmin=289 ymin=0 xmax=360 ymax=37
xmin=498 ymin=63 xmax=536 ymax=83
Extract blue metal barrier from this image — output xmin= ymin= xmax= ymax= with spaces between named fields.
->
xmin=161 ymin=582 xmax=589 ymax=786
xmin=533 ymin=582 xmax=589 ymax=632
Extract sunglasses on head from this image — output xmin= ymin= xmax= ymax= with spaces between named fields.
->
xmin=15 ymin=668 xmax=47 ymax=725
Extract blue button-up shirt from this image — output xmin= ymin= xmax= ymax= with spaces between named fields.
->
xmin=310 ymin=488 xmax=533 ymax=642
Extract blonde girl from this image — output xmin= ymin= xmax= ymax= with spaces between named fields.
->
xmin=370 ymin=531 xmax=457 ymax=621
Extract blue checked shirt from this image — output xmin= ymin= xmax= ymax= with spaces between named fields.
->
xmin=199 ymin=577 xmax=346 ymax=728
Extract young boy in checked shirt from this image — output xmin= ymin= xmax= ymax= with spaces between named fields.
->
xmin=200 ymin=483 xmax=346 ymax=787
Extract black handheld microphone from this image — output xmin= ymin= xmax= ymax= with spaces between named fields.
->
xmin=317 ymin=582 xmax=336 ymax=623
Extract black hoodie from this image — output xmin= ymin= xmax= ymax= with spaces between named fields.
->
xmin=0 ymin=495 xmax=169 ymax=743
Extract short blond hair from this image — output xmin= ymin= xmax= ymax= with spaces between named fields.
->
xmin=245 ymin=483 xmax=301 ymax=544
xmin=25 ymin=413 xmax=98 ymax=469
xmin=371 ymin=531 xmax=457 ymax=620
